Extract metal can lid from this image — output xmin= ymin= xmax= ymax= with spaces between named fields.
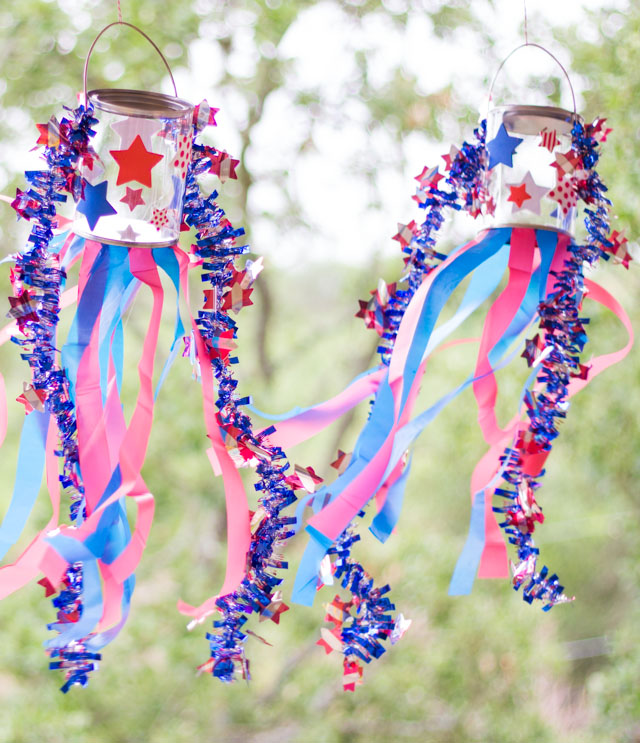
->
xmin=489 ymin=104 xmax=583 ymax=137
xmin=88 ymin=89 xmax=193 ymax=119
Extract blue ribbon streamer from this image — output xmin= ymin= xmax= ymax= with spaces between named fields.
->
xmin=0 ymin=411 xmax=50 ymax=560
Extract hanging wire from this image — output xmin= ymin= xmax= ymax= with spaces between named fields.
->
xmin=523 ymin=0 xmax=529 ymax=45
xmin=116 ymin=0 xmax=123 ymax=24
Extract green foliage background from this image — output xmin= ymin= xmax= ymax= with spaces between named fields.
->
xmin=0 ymin=2 xmax=638 ymax=742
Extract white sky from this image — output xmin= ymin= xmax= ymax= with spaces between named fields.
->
xmin=2 ymin=0 xmax=629 ymax=267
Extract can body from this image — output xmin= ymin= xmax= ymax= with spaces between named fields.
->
xmin=485 ymin=105 xmax=581 ymax=235
xmin=74 ymin=89 xmax=194 ymax=247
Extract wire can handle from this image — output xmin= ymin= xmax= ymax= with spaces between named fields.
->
xmin=83 ymin=21 xmax=178 ymax=106
xmin=487 ymin=42 xmax=577 ymax=116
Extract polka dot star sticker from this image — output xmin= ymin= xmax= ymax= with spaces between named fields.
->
xmin=77 ymin=180 xmax=117 ymax=230
xmin=110 ymin=135 xmax=164 ymax=188
xmin=548 ymin=176 xmax=577 ymax=216
xmin=486 ymin=123 xmax=523 ymax=170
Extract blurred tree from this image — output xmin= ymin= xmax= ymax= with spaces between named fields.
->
xmin=0 ymin=2 xmax=637 ymax=743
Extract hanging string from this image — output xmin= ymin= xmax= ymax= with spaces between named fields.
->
xmin=116 ymin=0 xmax=123 ymax=24
xmin=523 ymin=0 xmax=529 ymax=45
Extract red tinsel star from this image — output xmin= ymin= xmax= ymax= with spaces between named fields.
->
xmin=207 ymin=151 xmax=239 ymax=182
xmin=16 ymin=383 xmax=47 ymax=414
xmin=220 ymin=282 xmax=253 ymax=314
xmin=441 ymin=146 xmax=459 ymax=171
xmin=414 ymin=165 xmax=443 ymax=189
xmin=392 ymin=220 xmax=418 ymax=248
xmin=110 ymin=135 xmax=164 ymax=187
xmin=330 ymin=449 xmax=351 ymax=475
xmin=35 ymin=117 xmax=61 ymax=148
xmin=284 ymin=464 xmax=324 ymax=493
xmin=605 ymin=229 xmax=632 ymax=269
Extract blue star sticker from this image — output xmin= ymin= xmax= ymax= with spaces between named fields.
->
xmin=77 ymin=180 xmax=117 ymax=230
xmin=486 ymin=124 xmax=523 ymax=170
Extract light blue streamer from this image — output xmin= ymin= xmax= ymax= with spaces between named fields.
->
xmin=0 ymin=411 xmax=49 ymax=560
xmin=292 ymin=228 xmax=510 ymax=605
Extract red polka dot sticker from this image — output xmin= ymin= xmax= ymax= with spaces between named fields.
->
xmin=172 ymin=134 xmax=193 ymax=181
xmin=151 ymin=207 xmax=169 ymax=232
xmin=548 ymin=176 xmax=577 ymax=216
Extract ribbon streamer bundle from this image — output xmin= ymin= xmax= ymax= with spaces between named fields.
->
xmin=0 ymin=26 xmax=634 ymax=693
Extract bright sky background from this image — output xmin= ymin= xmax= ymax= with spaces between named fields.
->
xmin=183 ymin=0 xmax=627 ymax=268
xmin=4 ymin=0 xmax=629 ymax=267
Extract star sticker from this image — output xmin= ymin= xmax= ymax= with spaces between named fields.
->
xmin=390 ymin=613 xmax=412 ymax=645
xmin=441 ymin=146 xmax=459 ymax=171
xmin=486 ymin=123 xmax=523 ymax=169
xmin=111 ymin=117 xmax=162 ymax=149
xmin=16 ymin=382 xmax=47 ymax=414
xmin=220 ymin=281 xmax=253 ymax=314
xmin=521 ymin=334 xmax=545 ymax=367
xmin=284 ymin=464 xmax=324 ymax=493
xmin=35 ymin=116 xmax=61 ymax=148
xmin=507 ymin=182 xmax=531 ymax=210
xmin=343 ymin=661 xmax=363 ymax=692
xmin=604 ymin=229 xmax=632 ymax=269
xmin=415 ymin=165 xmax=443 ymax=189
xmin=82 ymin=157 xmax=105 ymax=186
xmin=110 ymin=135 xmax=164 ymax=187
xmin=150 ymin=207 xmax=170 ymax=231
xmin=37 ymin=577 xmax=58 ymax=597
xmin=7 ymin=290 xmax=39 ymax=323
xmin=508 ymin=171 xmax=548 ymax=214
xmin=411 ymin=188 xmax=428 ymax=207
xmin=119 ymin=186 xmax=145 ymax=211
xmin=193 ymin=99 xmax=219 ymax=132
xmin=316 ymin=626 xmax=344 ymax=655
xmin=551 ymin=149 xmax=581 ymax=179
xmin=118 ymin=224 xmax=140 ymax=242
xmin=77 ymin=180 xmax=117 ymax=230
xmin=258 ymin=590 xmax=289 ymax=624
xmin=330 ymin=450 xmax=351 ymax=475
xmin=393 ymin=220 xmax=418 ymax=248
xmin=206 ymin=151 xmax=239 ymax=182
xmin=538 ymin=127 xmax=560 ymax=152
xmin=548 ymin=176 xmax=577 ymax=216
xmin=243 ymin=257 xmax=264 ymax=287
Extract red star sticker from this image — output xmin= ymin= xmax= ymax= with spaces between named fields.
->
xmin=538 ymin=127 xmax=560 ymax=152
xmin=110 ymin=135 xmax=164 ymax=187
xmin=507 ymin=182 xmax=531 ymax=209
xmin=119 ymin=186 xmax=145 ymax=211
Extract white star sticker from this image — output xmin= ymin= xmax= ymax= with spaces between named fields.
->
xmin=118 ymin=224 xmax=140 ymax=243
xmin=111 ymin=117 xmax=162 ymax=150
xmin=510 ymin=170 xmax=549 ymax=215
